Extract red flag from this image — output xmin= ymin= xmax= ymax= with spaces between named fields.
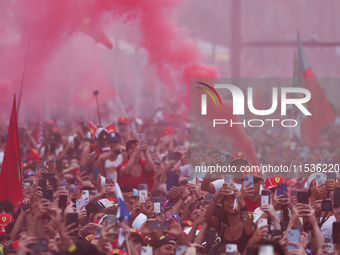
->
xmin=69 ymin=62 xmax=116 ymax=109
xmin=0 ymin=96 xmax=24 ymax=204
xmin=104 ymin=123 xmax=116 ymax=133
xmin=297 ymin=33 xmax=335 ymax=146
xmin=32 ymin=110 xmax=44 ymax=145
xmin=89 ymin=121 xmax=98 ymax=139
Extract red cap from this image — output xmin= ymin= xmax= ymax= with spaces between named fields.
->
xmin=182 ymin=220 xmax=194 ymax=227
xmin=130 ymin=228 xmax=143 ymax=241
xmin=163 ymin=126 xmax=174 ymax=136
xmin=118 ymin=117 xmax=129 ymax=124
xmin=108 ymin=249 xmax=128 ymax=255
xmin=230 ymin=151 xmax=248 ymax=163
xmin=265 ymin=175 xmax=286 ymax=189
xmin=11 ymin=240 xmax=20 ymax=250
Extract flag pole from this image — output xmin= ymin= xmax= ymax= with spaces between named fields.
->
xmin=17 ymin=33 xmax=32 ymax=117
xmin=93 ymin=90 xmax=101 ymax=125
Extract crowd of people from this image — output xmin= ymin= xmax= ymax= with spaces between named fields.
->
xmin=0 ymin=112 xmax=340 ymax=255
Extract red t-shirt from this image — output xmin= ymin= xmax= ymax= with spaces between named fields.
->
xmin=116 ymin=157 xmax=154 ymax=192
xmin=244 ymin=197 xmax=260 ymax=213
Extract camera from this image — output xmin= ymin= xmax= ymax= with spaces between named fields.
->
xmin=322 ymin=198 xmax=332 ymax=211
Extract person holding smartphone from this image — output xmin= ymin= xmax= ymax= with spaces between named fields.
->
xmin=253 ymin=175 xmax=295 ymax=231
xmin=116 ymin=139 xmax=155 ymax=192
xmin=204 ymin=183 xmax=253 ymax=254
xmin=94 ymin=131 xmax=123 ymax=181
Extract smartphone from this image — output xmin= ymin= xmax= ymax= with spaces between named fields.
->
xmin=334 ymin=187 xmax=340 ymax=208
xmin=76 ymin=199 xmax=86 ymax=211
xmin=261 ymin=189 xmax=271 ymax=206
xmin=139 ymin=133 xmax=145 ymax=145
xmin=28 ymin=238 xmax=48 ymax=252
xmin=81 ymin=190 xmax=89 ymax=203
xmin=86 ymin=164 xmax=94 ymax=175
xmin=56 ymin=159 xmax=63 ymax=172
xmin=297 ymin=191 xmax=309 ymax=204
xmin=287 ymin=229 xmax=300 ymax=251
xmin=224 ymin=175 xmax=234 ymax=193
xmin=327 ymin=172 xmax=337 ymax=180
xmin=188 ymin=176 xmax=196 ymax=185
xmin=166 ymin=173 xmax=179 ymax=190
xmin=149 ymin=221 xmax=169 ymax=231
xmin=324 ymin=235 xmax=334 ymax=252
xmin=59 ymin=183 xmax=66 ymax=192
xmin=96 ymin=227 xmax=102 ymax=237
xmin=43 ymin=190 xmax=53 ymax=202
xmin=333 ymin=222 xmax=340 ymax=243
xmin=106 ymin=214 xmax=116 ymax=239
xmin=167 ymin=150 xmax=175 ymax=161
xmin=66 ymin=213 xmax=79 ymax=236
xmin=272 ymin=230 xmax=282 ymax=238
xmin=93 ymin=166 xmax=100 ymax=179
xmin=258 ymin=245 xmax=274 ymax=255
xmin=50 ymin=143 xmax=56 ymax=154
xmin=153 ymin=197 xmax=161 ymax=214
xmin=141 ymin=246 xmax=153 ymax=255
xmin=49 ymin=177 xmax=57 ymax=191
xmin=22 ymin=202 xmax=30 ymax=211
xmin=106 ymin=178 xmax=113 ymax=184
xmin=243 ymin=175 xmax=254 ymax=195
xmin=316 ymin=174 xmax=326 ymax=186
xmin=80 ymin=165 xmax=87 ymax=176
xmin=277 ymin=183 xmax=287 ymax=198
xmin=186 ymin=247 xmax=196 ymax=255
xmin=138 ymin=184 xmax=148 ymax=203
xmin=258 ymin=218 xmax=268 ymax=228
xmin=220 ymin=154 xmax=231 ymax=163
xmin=23 ymin=179 xmax=31 ymax=190
xmin=58 ymin=195 xmax=67 ymax=209
xmin=205 ymin=230 xmax=216 ymax=245
xmin=38 ymin=179 xmax=47 ymax=191
xmin=176 ymin=246 xmax=186 ymax=255
xmin=226 ymin=244 xmax=238 ymax=255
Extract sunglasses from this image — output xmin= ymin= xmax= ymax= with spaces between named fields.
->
xmin=167 ymin=214 xmax=182 ymax=220
xmin=25 ymin=172 xmax=36 ymax=177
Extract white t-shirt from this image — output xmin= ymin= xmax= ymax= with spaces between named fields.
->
xmin=104 ymin=154 xmax=123 ymax=181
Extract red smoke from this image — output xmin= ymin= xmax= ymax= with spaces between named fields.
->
xmin=0 ymin=0 xmax=257 ymax=163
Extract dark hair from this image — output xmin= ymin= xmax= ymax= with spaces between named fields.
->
xmin=5 ymin=221 xmax=15 ymax=236
xmin=120 ymin=185 xmax=133 ymax=193
xmin=190 ymin=146 xmax=201 ymax=155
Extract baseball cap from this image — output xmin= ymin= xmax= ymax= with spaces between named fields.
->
xmin=154 ymin=235 xmax=176 ymax=249
xmin=265 ymin=175 xmax=286 ymax=189
xmin=130 ymin=228 xmax=143 ymax=242
xmin=55 ymin=241 xmax=98 ymax=255
xmin=126 ymin=139 xmax=138 ymax=151
xmin=107 ymin=132 xmax=121 ymax=143
xmin=118 ymin=117 xmax=129 ymax=124
xmin=97 ymin=129 xmax=109 ymax=146
xmin=108 ymin=249 xmax=128 ymax=255
xmin=230 ymin=151 xmax=249 ymax=163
